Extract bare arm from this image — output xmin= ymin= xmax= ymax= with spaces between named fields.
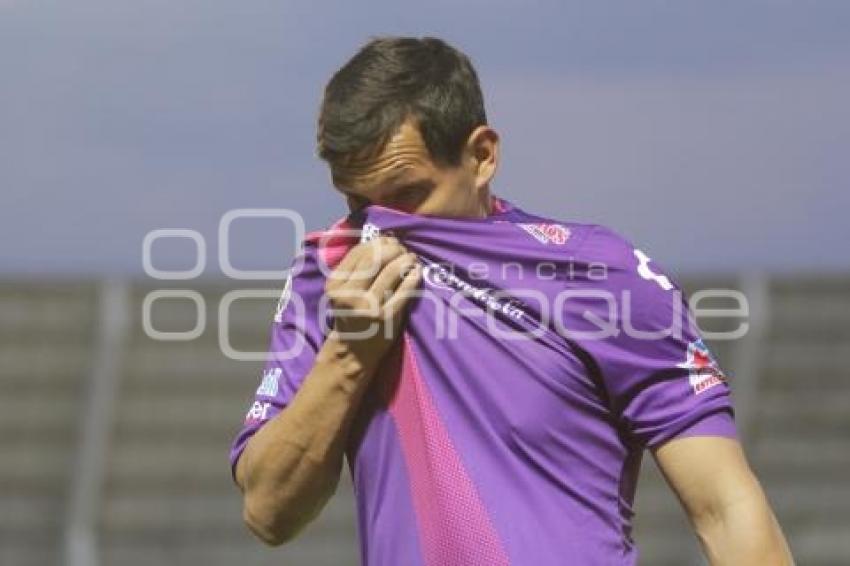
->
xmin=235 ymin=236 xmax=421 ymax=545
xmin=653 ymin=435 xmax=794 ymax=565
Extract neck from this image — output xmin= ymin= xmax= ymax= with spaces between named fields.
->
xmin=475 ymin=187 xmax=493 ymax=218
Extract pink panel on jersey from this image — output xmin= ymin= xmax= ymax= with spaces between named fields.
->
xmin=384 ymin=334 xmax=509 ymax=566
xmin=306 ymin=195 xmax=510 ymax=565
xmin=306 ymin=217 xmax=358 ymax=269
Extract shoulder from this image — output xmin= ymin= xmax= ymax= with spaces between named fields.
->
xmin=516 ymin=205 xmax=679 ymax=305
xmin=512 ymin=205 xmax=650 ymax=274
xmin=584 ymin=226 xmax=682 ymax=301
xmin=572 ymin=224 xmax=649 ymax=274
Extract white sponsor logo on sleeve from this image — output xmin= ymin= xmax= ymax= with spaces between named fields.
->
xmin=634 ymin=249 xmax=673 ymax=291
xmin=245 ymin=401 xmax=272 ymax=422
xmin=256 ymin=368 xmax=282 ymax=397
xmin=273 ymin=274 xmax=293 ymax=323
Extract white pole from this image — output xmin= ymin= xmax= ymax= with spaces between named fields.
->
xmin=64 ymin=279 xmax=130 ymax=566
xmin=731 ymin=271 xmax=771 ymax=443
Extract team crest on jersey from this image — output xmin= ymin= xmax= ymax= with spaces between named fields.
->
xmin=517 ymin=223 xmax=570 ymax=245
xmin=677 ymin=339 xmax=727 ymax=395
xmin=360 ymin=222 xmax=381 ymax=243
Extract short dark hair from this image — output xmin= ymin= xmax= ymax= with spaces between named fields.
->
xmin=317 ymin=36 xmax=487 ymax=170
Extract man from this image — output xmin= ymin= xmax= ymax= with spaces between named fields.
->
xmin=230 ymin=36 xmax=793 ymax=565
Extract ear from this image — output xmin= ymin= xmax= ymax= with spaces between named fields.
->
xmin=464 ymin=126 xmax=500 ymax=190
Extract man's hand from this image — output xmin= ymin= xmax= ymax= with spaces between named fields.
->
xmin=236 ymin=234 xmax=421 ymax=546
xmin=653 ymin=435 xmax=794 ymax=565
xmin=324 ymin=234 xmax=422 ymax=376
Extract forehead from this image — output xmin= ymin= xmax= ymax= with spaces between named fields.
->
xmin=331 ymin=121 xmax=435 ymax=192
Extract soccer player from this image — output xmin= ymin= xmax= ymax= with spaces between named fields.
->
xmin=230 ymin=37 xmax=793 ymax=565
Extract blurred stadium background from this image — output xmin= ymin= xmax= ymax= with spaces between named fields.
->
xmin=2 ymin=1 xmax=848 ymax=565
xmin=1 ymin=274 xmax=848 ymax=566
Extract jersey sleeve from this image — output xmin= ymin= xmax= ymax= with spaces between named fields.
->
xmin=228 ymin=246 xmax=329 ymax=480
xmin=571 ymin=228 xmax=738 ymax=449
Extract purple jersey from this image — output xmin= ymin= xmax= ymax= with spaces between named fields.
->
xmin=229 ymin=196 xmax=736 ymax=566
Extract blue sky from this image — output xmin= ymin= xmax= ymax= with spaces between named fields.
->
xmin=1 ymin=1 xmax=848 ymax=275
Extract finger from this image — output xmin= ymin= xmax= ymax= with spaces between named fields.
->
xmin=324 ymin=239 xmax=367 ymax=286
xmin=338 ymin=237 xmax=406 ymax=290
xmin=382 ymin=261 xmax=422 ymax=321
xmin=369 ymin=252 xmax=419 ymax=301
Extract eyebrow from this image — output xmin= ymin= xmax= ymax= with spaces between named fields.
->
xmin=333 ymin=164 xmax=421 ymax=194
xmin=334 ymin=179 xmax=433 ymax=210
xmin=332 ymin=166 xmax=403 ymax=189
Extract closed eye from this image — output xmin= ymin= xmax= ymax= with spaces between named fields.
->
xmin=383 ymin=183 xmax=432 ymax=210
